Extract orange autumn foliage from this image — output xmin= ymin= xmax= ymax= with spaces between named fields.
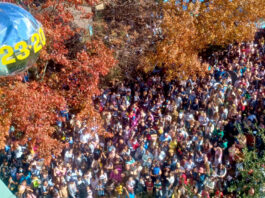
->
xmin=0 ymin=0 xmax=116 ymax=162
xmin=141 ymin=0 xmax=265 ymax=80
xmin=0 ymin=82 xmax=66 ymax=163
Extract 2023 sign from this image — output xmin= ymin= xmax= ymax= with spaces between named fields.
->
xmin=0 ymin=27 xmax=46 ymax=65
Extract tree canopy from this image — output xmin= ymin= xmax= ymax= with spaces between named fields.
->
xmin=0 ymin=0 xmax=116 ymax=163
xmin=140 ymin=0 xmax=265 ymax=80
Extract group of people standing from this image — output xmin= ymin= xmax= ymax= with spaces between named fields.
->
xmin=1 ymin=35 xmax=265 ymax=198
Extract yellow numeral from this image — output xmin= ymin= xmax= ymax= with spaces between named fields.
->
xmin=14 ymin=41 xmax=30 ymax=61
xmin=0 ymin=46 xmax=16 ymax=65
xmin=31 ymin=33 xmax=42 ymax=53
xmin=39 ymin=27 xmax=46 ymax=46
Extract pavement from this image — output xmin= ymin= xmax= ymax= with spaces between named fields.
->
xmin=67 ymin=5 xmax=93 ymax=30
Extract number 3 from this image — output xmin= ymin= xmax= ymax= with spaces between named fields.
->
xmin=0 ymin=46 xmax=16 ymax=65
xmin=15 ymin=41 xmax=30 ymax=60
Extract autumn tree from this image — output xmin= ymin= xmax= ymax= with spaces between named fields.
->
xmin=140 ymin=0 xmax=265 ymax=80
xmin=0 ymin=0 xmax=116 ymax=162
xmin=0 ymin=82 xmax=66 ymax=162
xmin=94 ymin=0 xmax=161 ymax=81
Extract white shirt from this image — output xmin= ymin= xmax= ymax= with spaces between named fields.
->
xmin=91 ymin=178 xmax=99 ymax=190
xmin=248 ymin=114 xmax=256 ymax=122
xmin=158 ymin=151 xmax=166 ymax=161
xmin=175 ymin=96 xmax=182 ymax=108
xmin=84 ymin=172 xmax=92 ymax=185
xmin=99 ymin=173 xmax=107 ymax=183
xmin=15 ymin=146 xmax=24 ymax=158
xmin=184 ymin=161 xmax=195 ymax=171
xmin=80 ymin=133 xmax=91 ymax=144
xmin=64 ymin=151 xmax=73 ymax=162
xmin=167 ymin=176 xmax=175 ymax=185
xmin=87 ymin=190 xmax=93 ymax=198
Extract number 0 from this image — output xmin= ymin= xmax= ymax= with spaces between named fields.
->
xmin=0 ymin=46 xmax=16 ymax=65
xmin=39 ymin=28 xmax=46 ymax=46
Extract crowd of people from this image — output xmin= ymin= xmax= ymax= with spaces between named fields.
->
xmin=1 ymin=34 xmax=265 ymax=198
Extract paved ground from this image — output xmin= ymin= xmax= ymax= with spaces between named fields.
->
xmin=67 ymin=5 xmax=93 ymax=30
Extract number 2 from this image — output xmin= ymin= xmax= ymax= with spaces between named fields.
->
xmin=0 ymin=46 xmax=16 ymax=65
xmin=31 ymin=33 xmax=42 ymax=53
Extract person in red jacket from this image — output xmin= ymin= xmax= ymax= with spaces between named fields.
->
xmin=179 ymin=173 xmax=188 ymax=185
xmin=215 ymin=190 xmax=224 ymax=198
xmin=145 ymin=177 xmax=154 ymax=197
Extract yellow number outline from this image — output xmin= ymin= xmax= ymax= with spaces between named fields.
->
xmin=39 ymin=28 xmax=46 ymax=46
xmin=0 ymin=27 xmax=46 ymax=65
xmin=31 ymin=33 xmax=42 ymax=53
xmin=0 ymin=46 xmax=16 ymax=65
xmin=14 ymin=41 xmax=30 ymax=61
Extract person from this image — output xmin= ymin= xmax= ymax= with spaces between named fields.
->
xmin=17 ymin=180 xmax=27 ymax=198
xmin=109 ymin=167 xmax=122 ymax=183
xmin=214 ymin=147 xmax=223 ymax=167
xmin=216 ymin=164 xmax=227 ymax=179
xmin=98 ymin=169 xmax=108 ymax=185
xmin=77 ymin=176 xmax=87 ymax=198
xmin=154 ymin=178 xmax=162 ymax=198
xmin=115 ymin=183 xmax=123 ymax=198
xmin=95 ymin=180 xmax=105 ymax=197
xmin=68 ymin=180 xmax=78 ymax=198
xmin=145 ymin=177 xmax=154 ymax=197
xmin=204 ymin=176 xmax=216 ymax=193
xmin=8 ymin=175 xmax=17 ymax=193
xmin=165 ymin=171 xmax=175 ymax=197
xmin=134 ymin=177 xmax=145 ymax=197
xmin=151 ymin=163 xmax=162 ymax=182
xmin=126 ymin=177 xmax=136 ymax=193
xmin=134 ymin=144 xmax=146 ymax=161
xmin=123 ymin=186 xmax=136 ymax=198
xmin=86 ymin=186 xmax=93 ymax=198
xmin=40 ymin=179 xmax=53 ymax=198
xmin=1 ymin=37 xmax=265 ymax=198
xmin=26 ymin=191 xmax=37 ymax=198
xmin=58 ymin=183 xmax=68 ymax=198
